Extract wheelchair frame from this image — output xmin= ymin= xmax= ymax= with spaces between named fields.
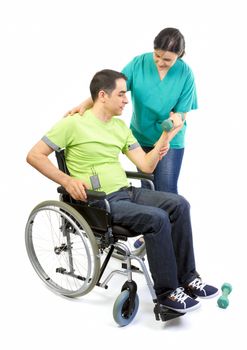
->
xmin=25 ymin=149 xmax=183 ymax=326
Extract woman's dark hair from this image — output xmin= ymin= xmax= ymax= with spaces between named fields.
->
xmin=154 ymin=27 xmax=185 ymax=58
xmin=90 ymin=69 xmax=127 ymax=101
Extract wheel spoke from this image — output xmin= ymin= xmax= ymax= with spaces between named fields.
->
xmin=25 ymin=201 xmax=101 ymax=297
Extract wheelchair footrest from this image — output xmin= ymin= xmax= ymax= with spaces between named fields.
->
xmin=56 ymin=267 xmax=86 ymax=281
xmin=153 ymin=303 xmax=185 ymax=322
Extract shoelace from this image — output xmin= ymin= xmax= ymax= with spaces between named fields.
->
xmin=169 ymin=287 xmax=189 ymax=303
xmin=189 ymin=278 xmax=206 ymax=291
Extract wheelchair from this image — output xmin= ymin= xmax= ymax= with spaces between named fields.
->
xmin=25 ymin=150 xmax=184 ymax=326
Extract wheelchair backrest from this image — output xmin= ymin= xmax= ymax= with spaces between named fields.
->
xmin=55 ymin=149 xmax=70 ymax=175
xmin=55 ymin=149 xmax=111 ymax=234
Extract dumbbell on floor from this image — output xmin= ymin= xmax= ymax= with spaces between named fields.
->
xmin=217 ymin=283 xmax=232 ymax=309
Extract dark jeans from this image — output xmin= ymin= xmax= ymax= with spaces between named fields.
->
xmin=106 ymin=186 xmax=197 ymax=303
xmin=141 ymin=147 xmax=184 ymax=194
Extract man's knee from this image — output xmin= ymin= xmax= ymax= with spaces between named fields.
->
xmin=145 ymin=209 xmax=170 ymax=233
xmin=178 ymin=195 xmax=190 ymax=210
xmin=173 ymin=195 xmax=191 ymax=218
xmin=163 ymin=193 xmax=190 ymax=221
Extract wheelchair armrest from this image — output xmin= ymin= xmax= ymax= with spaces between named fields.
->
xmin=125 ymin=171 xmax=154 ymax=181
xmin=57 ymin=186 xmax=106 ymax=200
xmin=86 ymin=189 xmax=107 ymax=200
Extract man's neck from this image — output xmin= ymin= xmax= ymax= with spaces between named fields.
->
xmin=91 ymin=104 xmax=113 ymax=122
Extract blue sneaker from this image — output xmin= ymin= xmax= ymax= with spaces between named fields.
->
xmin=161 ymin=287 xmax=201 ymax=313
xmin=133 ymin=236 xmax=145 ymax=249
xmin=186 ymin=278 xmax=219 ymax=298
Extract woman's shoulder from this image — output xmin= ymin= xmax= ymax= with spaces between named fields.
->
xmin=128 ymin=52 xmax=152 ymax=66
xmin=176 ymin=59 xmax=194 ymax=75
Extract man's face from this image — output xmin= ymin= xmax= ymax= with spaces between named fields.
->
xmin=104 ymin=78 xmax=128 ymax=116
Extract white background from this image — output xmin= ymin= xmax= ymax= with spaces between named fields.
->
xmin=1 ymin=0 xmax=246 ymax=348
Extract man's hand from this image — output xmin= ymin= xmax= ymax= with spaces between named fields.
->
xmin=159 ymin=143 xmax=170 ymax=160
xmin=63 ymin=177 xmax=90 ymax=201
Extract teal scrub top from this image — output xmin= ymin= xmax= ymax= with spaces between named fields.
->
xmin=122 ymin=53 xmax=198 ymax=148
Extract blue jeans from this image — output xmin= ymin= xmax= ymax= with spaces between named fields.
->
xmin=106 ymin=186 xmax=197 ymax=303
xmin=141 ymin=147 xmax=184 ymax=193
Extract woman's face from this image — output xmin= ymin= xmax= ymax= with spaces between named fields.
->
xmin=153 ymin=50 xmax=178 ymax=71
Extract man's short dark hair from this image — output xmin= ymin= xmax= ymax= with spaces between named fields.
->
xmin=90 ymin=69 xmax=127 ymax=101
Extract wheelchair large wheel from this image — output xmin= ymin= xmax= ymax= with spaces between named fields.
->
xmin=113 ymin=290 xmax=139 ymax=326
xmin=25 ymin=200 xmax=101 ymax=297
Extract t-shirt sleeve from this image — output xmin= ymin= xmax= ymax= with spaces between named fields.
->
xmin=174 ymin=69 xmax=198 ymax=113
xmin=121 ymin=123 xmax=140 ymax=154
xmin=42 ymin=117 xmax=75 ymax=150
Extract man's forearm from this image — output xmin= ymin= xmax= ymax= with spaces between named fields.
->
xmin=27 ymin=150 xmax=89 ymax=201
xmin=143 ymin=132 xmax=169 ymax=172
xmin=26 ymin=152 xmax=70 ymax=187
xmin=167 ymin=124 xmax=183 ymax=141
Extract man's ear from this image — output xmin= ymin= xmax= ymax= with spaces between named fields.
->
xmin=98 ymin=90 xmax=107 ymax=102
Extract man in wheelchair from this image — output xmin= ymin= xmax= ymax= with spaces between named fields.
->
xmin=26 ymin=69 xmax=218 ymax=316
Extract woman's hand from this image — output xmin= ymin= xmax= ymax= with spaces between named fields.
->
xmin=64 ymin=97 xmax=94 ymax=117
xmin=64 ymin=103 xmax=86 ymax=117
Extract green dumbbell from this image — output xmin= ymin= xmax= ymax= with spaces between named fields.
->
xmin=217 ymin=283 xmax=232 ymax=309
xmin=161 ymin=113 xmax=185 ymax=132
xmin=161 ymin=119 xmax=174 ymax=131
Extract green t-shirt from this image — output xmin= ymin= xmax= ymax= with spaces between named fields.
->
xmin=122 ymin=53 xmax=198 ymax=148
xmin=42 ymin=110 xmax=139 ymax=194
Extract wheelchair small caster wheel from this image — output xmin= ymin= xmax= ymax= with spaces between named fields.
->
xmin=113 ymin=290 xmax=139 ymax=326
